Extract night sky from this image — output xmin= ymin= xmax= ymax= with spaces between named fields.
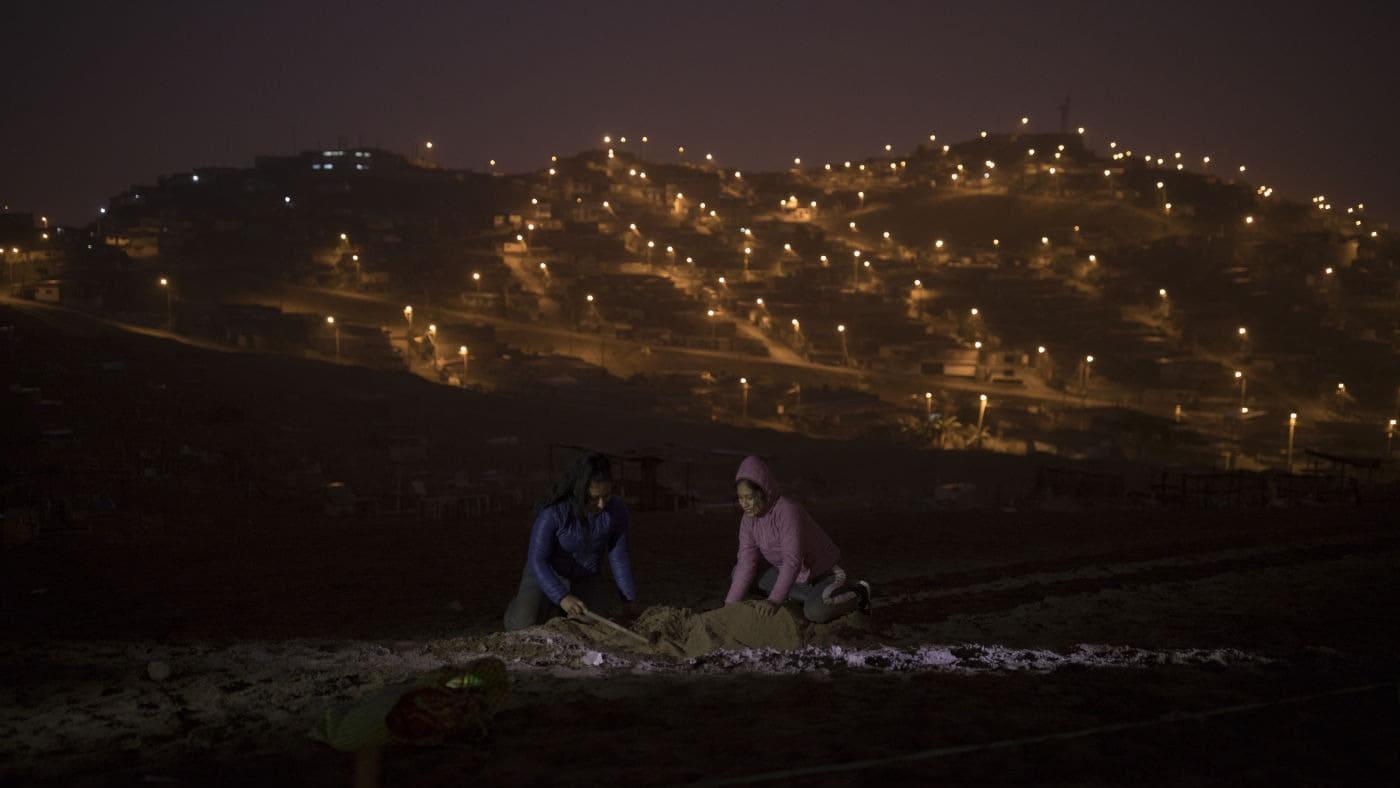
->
xmin=6 ymin=1 xmax=1398 ymax=225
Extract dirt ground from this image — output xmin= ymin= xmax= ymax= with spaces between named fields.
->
xmin=2 ymin=303 xmax=1398 ymax=786
xmin=3 ymin=504 xmax=1397 ymax=787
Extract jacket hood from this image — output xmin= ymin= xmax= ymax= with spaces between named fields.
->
xmin=735 ymin=455 xmax=779 ymax=500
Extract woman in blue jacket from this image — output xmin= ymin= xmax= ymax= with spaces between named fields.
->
xmin=503 ymin=452 xmax=638 ymax=631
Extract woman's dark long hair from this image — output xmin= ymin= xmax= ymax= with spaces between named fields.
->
xmin=536 ymin=452 xmax=613 ymax=526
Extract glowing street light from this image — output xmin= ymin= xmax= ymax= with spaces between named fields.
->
xmin=403 ymin=305 xmax=413 ymax=329
xmin=1287 ymin=412 xmax=1298 ymax=472
xmin=740 ymin=377 xmax=750 ymax=419
xmin=472 ymin=271 xmax=482 ymax=290
xmin=327 ymin=315 xmax=340 ymax=361
xmin=976 ymin=394 xmax=988 ymax=445
xmin=924 ymin=391 xmax=933 ymax=418
xmin=158 ymin=277 xmax=172 ymax=328
xmin=458 ymin=346 xmax=469 ymax=384
xmin=1235 ymin=370 xmax=1247 ymax=408
xmin=837 ymin=323 xmax=849 ymax=365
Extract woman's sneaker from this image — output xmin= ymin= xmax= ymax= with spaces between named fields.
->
xmin=855 ymin=581 xmax=872 ymax=612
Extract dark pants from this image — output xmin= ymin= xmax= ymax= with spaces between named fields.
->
xmin=755 ymin=566 xmax=860 ymax=624
xmin=503 ymin=564 xmax=615 ymax=632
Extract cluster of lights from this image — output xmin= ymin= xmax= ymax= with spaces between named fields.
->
xmin=571 ymin=124 xmax=1388 ymax=398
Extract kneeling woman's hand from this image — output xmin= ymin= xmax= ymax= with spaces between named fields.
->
xmin=560 ymin=595 xmax=588 ymax=618
xmin=750 ymin=599 xmax=781 ymax=617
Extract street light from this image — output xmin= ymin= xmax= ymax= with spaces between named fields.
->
xmin=157 ymin=277 xmax=173 ymax=329
xmin=924 ymin=391 xmax=933 ymax=418
xmin=472 ymin=271 xmax=481 ymax=290
xmin=327 ymin=316 xmax=340 ymax=361
xmin=458 ymin=346 xmax=469 ymax=385
xmin=837 ymin=324 xmax=849 ymax=365
xmin=1235 ymin=370 xmax=1247 ymax=409
xmin=427 ymin=323 xmax=438 ymax=367
xmin=403 ymin=305 xmax=413 ymax=330
xmin=1287 ymin=412 xmax=1298 ymax=472
xmin=976 ymin=394 xmax=988 ymax=447
xmin=740 ymin=377 xmax=750 ymax=419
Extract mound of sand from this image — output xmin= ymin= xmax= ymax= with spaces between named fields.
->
xmin=498 ymin=603 xmax=812 ymax=660
xmin=678 ymin=604 xmax=805 ymax=656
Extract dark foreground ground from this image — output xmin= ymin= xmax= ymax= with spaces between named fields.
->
xmin=1 ymin=302 xmax=1398 ymax=786
xmin=4 ymin=504 xmax=1397 ymax=787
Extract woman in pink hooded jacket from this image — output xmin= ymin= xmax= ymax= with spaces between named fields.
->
xmin=724 ymin=456 xmax=871 ymax=623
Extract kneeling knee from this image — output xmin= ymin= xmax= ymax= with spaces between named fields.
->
xmin=803 ymin=600 xmax=836 ymax=624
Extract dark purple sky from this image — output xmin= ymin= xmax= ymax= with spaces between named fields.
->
xmin=6 ymin=1 xmax=1397 ymax=225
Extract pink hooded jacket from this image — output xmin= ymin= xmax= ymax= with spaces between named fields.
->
xmin=724 ymin=456 xmax=841 ymax=605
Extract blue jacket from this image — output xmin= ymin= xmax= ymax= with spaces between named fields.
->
xmin=528 ymin=497 xmax=636 ymax=605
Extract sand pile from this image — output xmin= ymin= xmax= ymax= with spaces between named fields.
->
xmin=675 ymin=604 xmax=805 ymax=655
xmin=481 ymin=603 xmax=814 ymax=663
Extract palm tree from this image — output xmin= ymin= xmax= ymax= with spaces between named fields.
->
xmin=929 ymin=413 xmax=962 ymax=449
xmin=961 ymin=423 xmax=991 ymax=450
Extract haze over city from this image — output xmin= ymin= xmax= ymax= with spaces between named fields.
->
xmin=5 ymin=1 xmax=1400 ymax=224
